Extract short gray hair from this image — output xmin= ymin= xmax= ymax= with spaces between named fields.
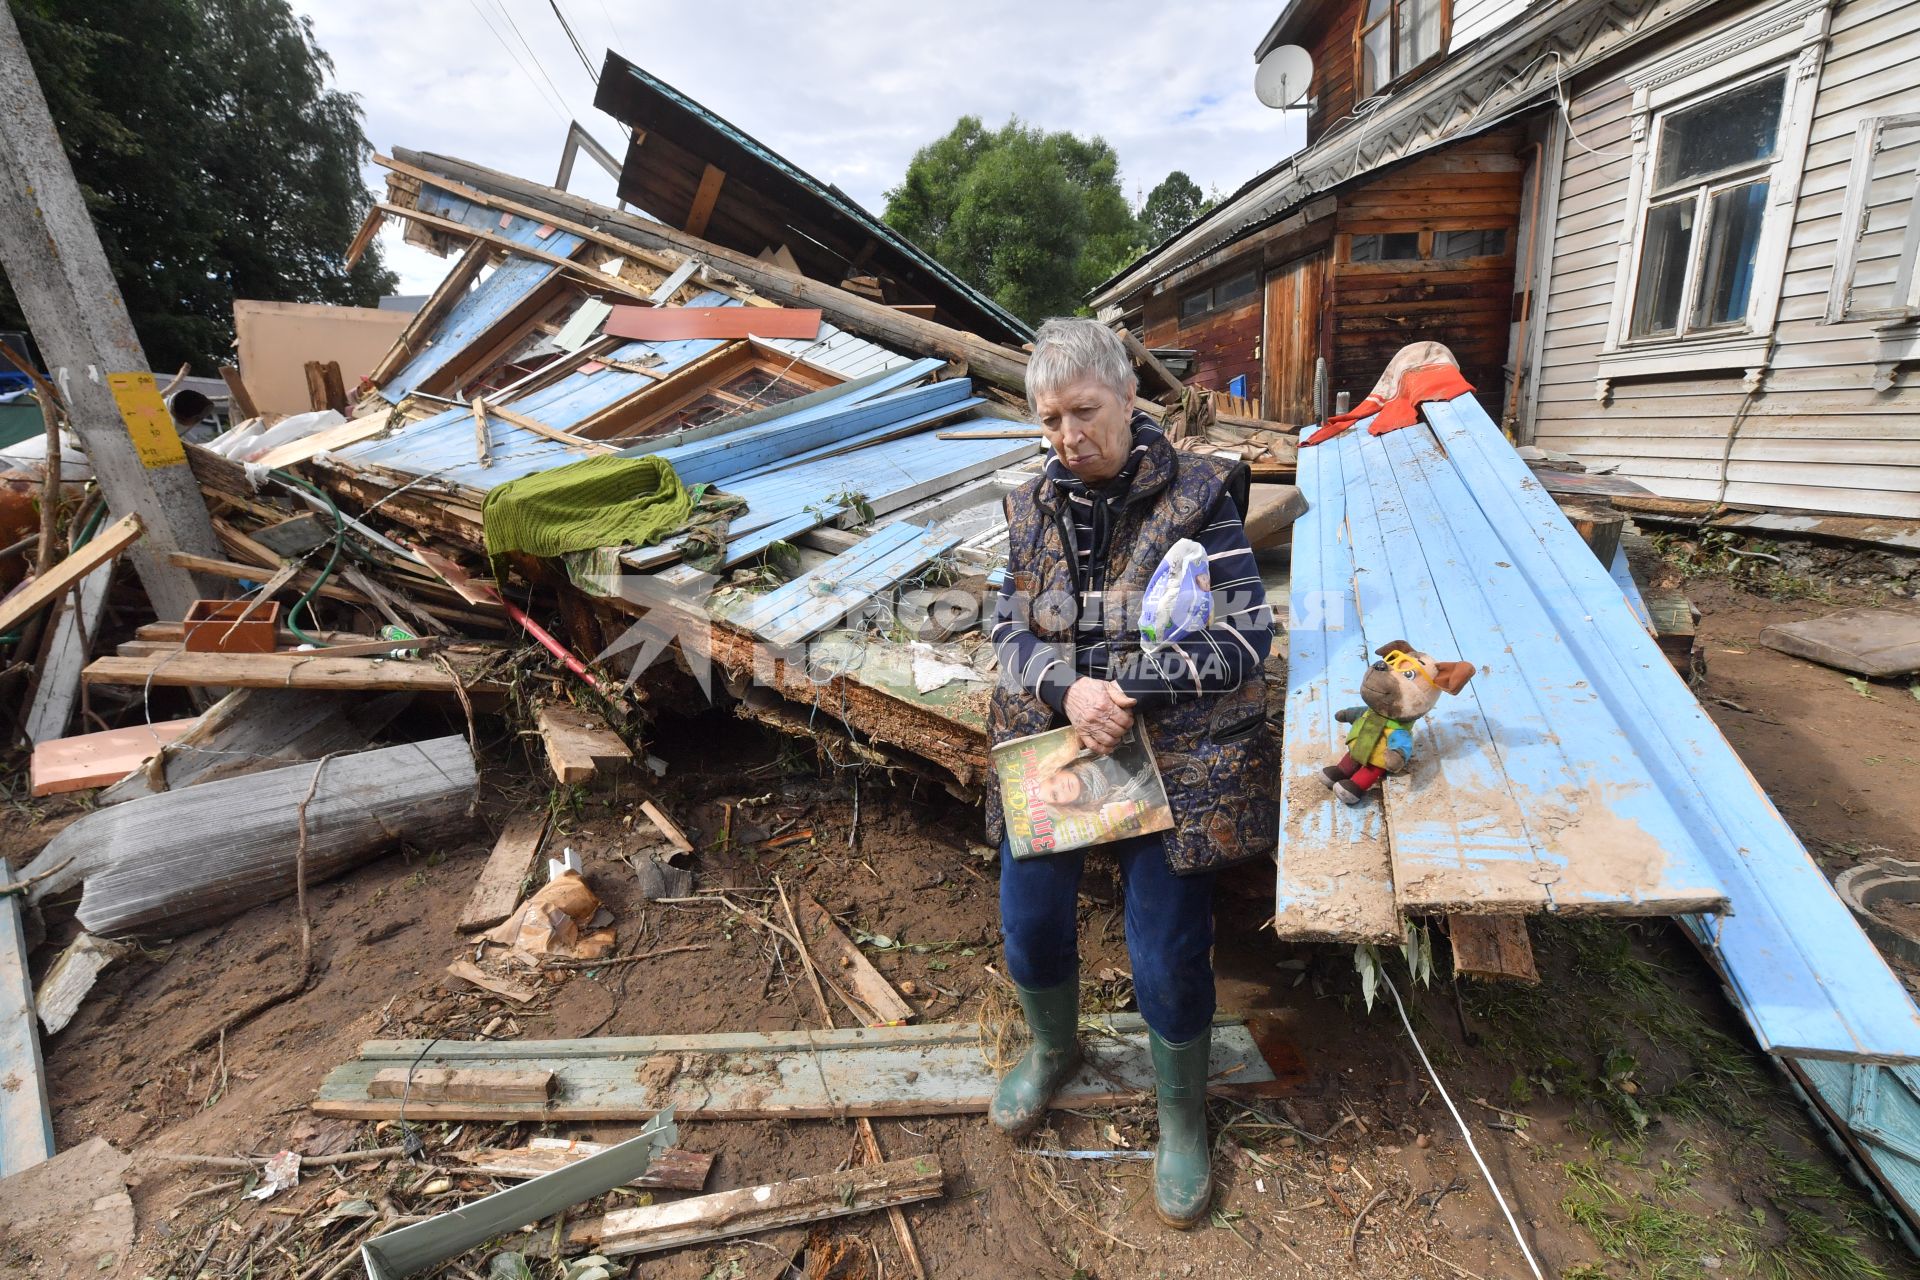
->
xmin=1025 ymin=317 xmax=1137 ymax=409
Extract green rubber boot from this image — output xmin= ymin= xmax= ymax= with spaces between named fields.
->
xmin=1150 ymin=1026 xmax=1214 ymax=1229
xmin=988 ymin=977 xmax=1082 ymax=1137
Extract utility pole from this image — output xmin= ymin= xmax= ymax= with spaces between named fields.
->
xmin=0 ymin=1 xmax=218 ymax=621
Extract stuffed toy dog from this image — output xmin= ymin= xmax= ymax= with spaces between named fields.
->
xmin=1319 ymin=640 xmax=1476 ymax=805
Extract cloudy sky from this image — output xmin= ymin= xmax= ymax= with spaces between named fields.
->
xmin=288 ymin=0 xmax=1308 ymax=295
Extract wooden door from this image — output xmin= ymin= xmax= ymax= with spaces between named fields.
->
xmin=1262 ymin=251 xmax=1328 ymax=426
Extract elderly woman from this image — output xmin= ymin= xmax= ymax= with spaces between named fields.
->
xmin=986 ymin=318 xmax=1279 ymax=1228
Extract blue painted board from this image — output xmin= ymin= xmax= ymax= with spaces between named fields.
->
xmin=655 ymin=380 xmax=974 ymax=488
xmin=1276 ymin=415 xmax=1400 ymax=942
xmin=1425 ymin=394 xmax=1920 ymax=1063
xmin=731 ymin=523 xmax=961 ymax=647
xmin=1365 ymin=419 xmax=1724 ymax=915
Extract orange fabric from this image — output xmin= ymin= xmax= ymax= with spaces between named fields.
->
xmin=1302 ymin=364 xmax=1476 ymax=446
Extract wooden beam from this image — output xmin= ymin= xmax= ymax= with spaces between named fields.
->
xmin=344 ymin=206 xmax=385 ymax=269
xmin=369 ymin=1065 xmax=551 ymax=1103
xmin=304 ymin=360 xmax=348 ymax=415
xmin=452 ymin=1139 xmax=711 ymax=1192
xmin=218 ymin=365 xmax=260 ymax=421
xmin=684 ymin=163 xmax=726 ymax=238
xmin=1448 ymin=915 xmax=1540 ymax=983
xmin=638 ymin=800 xmax=694 ymax=854
xmin=563 ymin=1158 xmax=943 ymax=1259
xmin=475 ymin=400 xmax=615 ymax=453
xmin=23 ymin=559 xmax=113 ymax=744
xmin=0 ymin=513 xmax=143 ymax=636
xmin=82 ymin=651 xmax=506 ymax=699
xmin=444 ymin=960 xmax=539 ymax=1005
xmin=374 ymin=202 xmax=652 ymax=302
xmin=458 ymin=812 xmax=550 ymax=933
xmin=536 ymin=703 xmax=632 ymax=785
xmin=1118 ymin=326 xmax=1185 ymax=400
xmin=795 ymin=893 xmax=916 ymax=1027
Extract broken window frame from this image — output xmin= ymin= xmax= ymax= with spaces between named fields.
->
xmin=567 ymin=339 xmax=844 ymax=444
xmin=1825 ymin=113 xmax=1920 ymax=324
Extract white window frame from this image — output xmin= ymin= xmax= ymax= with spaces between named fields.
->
xmin=1597 ymin=0 xmax=1830 ymax=382
xmin=1826 ymin=113 xmax=1920 ymax=324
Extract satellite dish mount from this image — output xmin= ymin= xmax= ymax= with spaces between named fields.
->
xmin=1255 ymin=45 xmax=1316 ymax=111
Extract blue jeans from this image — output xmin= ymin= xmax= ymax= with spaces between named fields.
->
xmin=999 ymin=831 xmax=1217 ymax=1043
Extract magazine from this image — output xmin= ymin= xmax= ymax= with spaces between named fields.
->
xmin=992 ymin=722 xmax=1175 ymax=858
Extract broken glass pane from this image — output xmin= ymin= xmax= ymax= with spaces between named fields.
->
xmin=1655 ymin=74 xmax=1787 ymax=191
xmin=1691 ymin=179 xmax=1769 ymax=328
xmin=1631 ymin=198 xmax=1695 ymax=337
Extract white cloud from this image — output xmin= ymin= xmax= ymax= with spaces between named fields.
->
xmin=290 ymin=0 xmax=1308 ymax=296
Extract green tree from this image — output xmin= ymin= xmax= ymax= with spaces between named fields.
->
xmin=1139 ymin=171 xmax=1213 ymax=248
xmin=0 ymin=0 xmax=395 ymax=374
xmin=884 ymin=116 xmax=1140 ymax=323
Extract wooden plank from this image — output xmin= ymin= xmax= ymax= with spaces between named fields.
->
xmin=82 ymin=652 xmax=504 ymax=699
xmin=451 ymin=1139 xmax=712 ymax=1191
xmin=638 ymin=800 xmax=694 ymax=854
xmin=304 ymin=360 xmax=348 ymax=414
xmin=683 ymin=163 xmax=726 ymax=238
xmin=795 ymin=893 xmax=915 ymax=1027
xmin=1448 ymin=916 xmax=1539 ymax=983
xmin=1275 ymin=417 xmax=1400 ymax=942
xmin=344 ymin=206 xmax=385 ymax=269
xmin=254 ymin=408 xmax=394 ymax=470
xmin=29 ymin=719 xmax=196 ymax=796
xmin=536 ymin=704 xmax=632 ymax=784
xmin=368 ymin=1066 xmax=552 ymax=1103
xmin=0 ymin=514 xmax=142 ymax=636
xmin=459 ymin=813 xmax=550 ymax=933
xmin=473 ymin=399 xmax=615 ymax=454
xmin=445 ymin=960 xmax=538 ymax=1005
xmin=565 ymin=1158 xmax=942 ymax=1259
xmin=33 ymin=933 xmax=132 ymax=1036
xmin=738 ymin=525 xmax=961 ymax=647
xmin=219 ymin=365 xmax=260 ymax=421
xmin=23 ymin=559 xmax=113 ymax=744
xmin=1426 ymin=395 xmax=1920 ymax=1062
xmin=603 ymin=305 xmax=823 ymax=342
xmin=0 ymin=857 xmax=53 ymax=1176
xmin=310 ymin=1015 xmax=1283 ymax=1121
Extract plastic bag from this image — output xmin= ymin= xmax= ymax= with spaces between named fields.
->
xmin=1140 ymin=538 xmax=1210 ymax=651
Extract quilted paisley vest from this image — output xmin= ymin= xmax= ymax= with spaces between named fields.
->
xmin=985 ymin=433 xmax=1280 ymax=875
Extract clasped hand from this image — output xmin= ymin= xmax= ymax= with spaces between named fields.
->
xmin=1063 ymin=677 xmax=1136 ymax=755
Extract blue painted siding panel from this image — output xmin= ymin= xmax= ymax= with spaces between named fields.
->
xmin=380 ymin=212 xmax=585 ymax=401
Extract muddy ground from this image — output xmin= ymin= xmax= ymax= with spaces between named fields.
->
xmin=6 ymin=554 xmax=1920 ymax=1280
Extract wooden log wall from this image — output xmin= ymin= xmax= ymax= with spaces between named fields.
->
xmin=1141 ymin=287 xmax=1264 ymax=397
xmin=1326 ymin=126 xmax=1525 ymax=416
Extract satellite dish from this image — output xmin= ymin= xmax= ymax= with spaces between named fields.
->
xmin=1255 ymin=45 xmax=1315 ymax=109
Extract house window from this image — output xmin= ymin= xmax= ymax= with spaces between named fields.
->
xmin=1351 ymin=232 xmax=1422 ymax=262
xmin=1178 ymin=270 xmax=1260 ymax=325
xmin=1347 ymin=230 xmax=1506 ymax=263
xmin=1626 ymin=72 xmax=1788 ymax=340
xmin=1433 ymin=228 xmax=1506 ymax=259
xmin=1358 ymin=0 xmax=1447 ymax=98
xmin=1826 ymin=114 xmax=1920 ymax=322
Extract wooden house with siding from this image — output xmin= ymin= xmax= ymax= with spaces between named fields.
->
xmin=1094 ymin=0 xmax=1920 ymax=519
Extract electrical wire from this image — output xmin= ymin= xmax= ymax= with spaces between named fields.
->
xmin=546 ymin=0 xmax=599 ymax=84
xmin=1382 ymin=971 xmax=1546 ymax=1280
xmin=486 ymin=0 xmax=579 ymax=117
xmin=465 ymin=0 xmax=570 ymax=125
